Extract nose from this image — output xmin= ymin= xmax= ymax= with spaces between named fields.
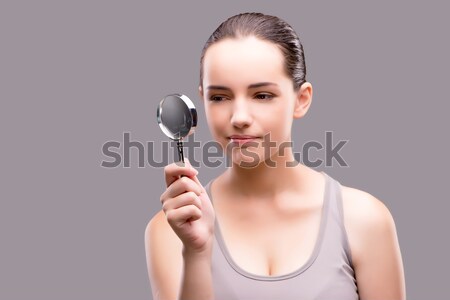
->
xmin=230 ymin=98 xmax=253 ymax=129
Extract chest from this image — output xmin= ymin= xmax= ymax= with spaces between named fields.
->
xmin=215 ymin=199 xmax=323 ymax=277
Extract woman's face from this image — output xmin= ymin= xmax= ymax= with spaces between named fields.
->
xmin=200 ymin=36 xmax=307 ymax=167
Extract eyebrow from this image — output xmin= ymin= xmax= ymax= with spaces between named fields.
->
xmin=206 ymin=82 xmax=278 ymax=91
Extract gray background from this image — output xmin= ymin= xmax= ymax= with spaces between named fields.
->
xmin=1 ymin=0 xmax=448 ymax=299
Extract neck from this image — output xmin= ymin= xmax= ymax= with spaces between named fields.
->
xmin=223 ymin=150 xmax=308 ymax=200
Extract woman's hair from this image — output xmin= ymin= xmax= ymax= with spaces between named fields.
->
xmin=199 ymin=12 xmax=307 ymax=91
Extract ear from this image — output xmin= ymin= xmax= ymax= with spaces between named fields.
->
xmin=198 ymin=85 xmax=204 ymax=102
xmin=293 ymin=82 xmax=313 ymax=119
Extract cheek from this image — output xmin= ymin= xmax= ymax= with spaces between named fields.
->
xmin=207 ymin=106 xmax=224 ymax=124
xmin=205 ymin=106 xmax=228 ymax=137
xmin=262 ymin=107 xmax=293 ymax=145
xmin=259 ymin=103 xmax=289 ymax=128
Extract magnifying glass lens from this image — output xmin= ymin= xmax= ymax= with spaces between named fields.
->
xmin=157 ymin=94 xmax=197 ymax=164
xmin=160 ymin=95 xmax=192 ymax=139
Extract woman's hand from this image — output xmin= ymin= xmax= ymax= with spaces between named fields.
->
xmin=160 ymin=159 xmax=216 ymax=255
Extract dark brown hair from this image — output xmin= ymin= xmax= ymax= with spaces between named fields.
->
xmin=199 ymin=12 xmax=307 ymax=91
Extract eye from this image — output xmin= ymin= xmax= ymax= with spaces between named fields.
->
xmin=254 ymin=93 xmax=274 ymax=100
xmin=209 ymin=95 xmax=228 ymax=102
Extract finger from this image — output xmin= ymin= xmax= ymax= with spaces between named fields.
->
xmin=162 ymin=191 xmax=202 ymax=213
xmin=161 ymin=176 xmax=202 ymax=203
xmin=190 ymin=174 xmax=206 ymax=194
xmin=183 ymin=159 xmax=205 ymax=193
xmin=166 ymin=204 xmax=202 ymax=226
xmin=164 ymin=158 xmax=198 ymax=187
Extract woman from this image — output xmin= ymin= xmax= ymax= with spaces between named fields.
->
xmin=145 ymin=12 xmax=406 ymax=300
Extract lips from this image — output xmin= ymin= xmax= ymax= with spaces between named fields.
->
xmin=229 ymin=135 xmax=259 ymax=139
xmin=228 ymin=135 xmax=261 ymax=146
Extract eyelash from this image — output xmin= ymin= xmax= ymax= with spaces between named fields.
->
xmin=209 ymin=93 xmax=275 ymax=102
xmin=209 ymin=95 xmax=227 ymax=102
xmin=255 ymin=93 xmax=274 ymax=100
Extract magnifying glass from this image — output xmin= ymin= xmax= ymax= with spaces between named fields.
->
xmin=157 ymin=94 xmax=197 ymax=165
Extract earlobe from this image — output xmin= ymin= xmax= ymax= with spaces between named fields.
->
xmin=293 ymin=82 xmax=313 ymax=119
xmin=198 ymin=86 xmax=204 ymax=101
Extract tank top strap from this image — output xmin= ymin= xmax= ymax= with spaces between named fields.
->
xmin=321 ymin=172 xmax=355 ymax=270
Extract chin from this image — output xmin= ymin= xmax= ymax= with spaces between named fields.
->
xmin=227 ymin=149 xmax=265 ymax=169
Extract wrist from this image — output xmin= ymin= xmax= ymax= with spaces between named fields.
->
xmin=182 ymin=241 xmax=213 ymax=259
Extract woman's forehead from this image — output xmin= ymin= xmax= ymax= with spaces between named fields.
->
xmin=203 ymin=36 xmax=289 ymax=87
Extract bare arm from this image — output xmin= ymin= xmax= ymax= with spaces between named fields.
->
xmin=179 ymin=246 xmax=214 ymax=300
xmin=343 ymin=188 xmax=406 ymax=300
xmin=145 ymin=210 xmax=183 ymax=300
xmin=145 ymin=210 xmax=215 ymax=300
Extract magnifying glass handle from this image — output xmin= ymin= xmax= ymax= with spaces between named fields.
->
xmin=177 ymin=140 xmax=185 ymax=164
xmin=176 ymin=140 xmax=186 ymax=178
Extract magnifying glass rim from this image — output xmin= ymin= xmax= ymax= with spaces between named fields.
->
xmin=157 ymin=93 xmax=197 ymax=140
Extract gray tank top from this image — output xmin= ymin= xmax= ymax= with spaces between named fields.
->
xmin=204 ymin=172 xmax=359 ymax=300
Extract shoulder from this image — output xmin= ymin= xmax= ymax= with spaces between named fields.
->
xmin=342 ymin=187 xmax=406 ymax=300
xmin=146 ymin=209 xmax=169 ymax=233
xmin=340 ymin=185 xmax=394 ymax=227
xmin=339 ymin=185 xmax=406 ymax=299
xmin=145 ymin=209 xmax=183 ymax=255
xmin=340 ymin=185 xmax=398 ymax=266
